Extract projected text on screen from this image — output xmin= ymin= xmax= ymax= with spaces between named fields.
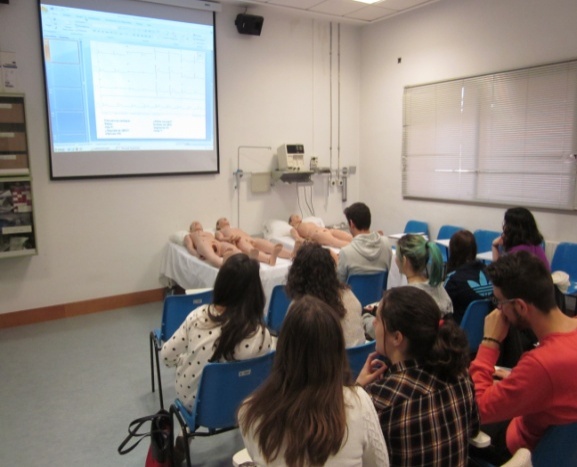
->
xmin=41 ymin=4 xmax=215 ymax=153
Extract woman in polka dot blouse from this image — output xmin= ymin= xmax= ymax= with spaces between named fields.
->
xmin=161 ymin=253 xmax=273 ymax=411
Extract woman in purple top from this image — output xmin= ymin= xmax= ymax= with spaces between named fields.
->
xmin=492 ymin=207 xmax=550 ymax=270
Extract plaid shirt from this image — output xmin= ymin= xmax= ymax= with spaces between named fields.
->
xmin=367 ymin=359 xmax=479 ymax=467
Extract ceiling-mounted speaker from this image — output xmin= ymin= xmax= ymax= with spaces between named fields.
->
xmin=235 ymin=14 xmax=264 ymax=36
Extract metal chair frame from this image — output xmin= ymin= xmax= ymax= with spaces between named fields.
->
xmin=149 ymin=290 xmax=213 ymax=409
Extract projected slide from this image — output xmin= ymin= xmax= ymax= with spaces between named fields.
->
xmin=90 ymin=42 xmax=207 ymax=141
xmin=39 ymin=1 xmax=219 ymax=178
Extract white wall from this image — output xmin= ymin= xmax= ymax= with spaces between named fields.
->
xmin=0 ymin=1 xmax=361 ymax=314
xmin=360 ymin=0 xmax=577 ymax=241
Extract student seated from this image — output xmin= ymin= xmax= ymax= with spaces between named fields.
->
xmin=286 ymin=242 xmax=365 ymax=347
xmin=469 ymin=251 xmax=577 ymax=464
xmin=337 ymin=202 xmax=392 ymax=283
xmin=160 ymin=254 xmax=273 ymax=464
xmin=239 ymin=295 xmax=389 ymax=466
xmin=491 ymin=207 xmax=549 ymax=269
xmin=288 ymin=214 xmax=352 ymax=249
xmin=357 ymin=286 xmax=479 ymax=467
xmin=444 ymin=229 xmax=492 ymax=324
xmin=363 ymin=233 xmax=453 ymax=339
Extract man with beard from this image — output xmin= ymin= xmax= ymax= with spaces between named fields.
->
xmin=469 ymin=251 xmax=577 ymax=464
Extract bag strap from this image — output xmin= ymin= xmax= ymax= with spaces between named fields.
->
xmin=118 ymin=411 xmax=172 ymax=455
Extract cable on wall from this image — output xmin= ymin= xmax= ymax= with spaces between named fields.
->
xmin=329 ymin=22 xmax=333 ymax=182
xmin=337 ymin=23 xmax=341 ymax=183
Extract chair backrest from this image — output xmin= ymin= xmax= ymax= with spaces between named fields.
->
xmin=161 ymin=291 xmax=213 ymax=341
xmin=189 ymin=352 xmax=275 ymax=430
xmin=473 ymin=229 xmax=501 ymax=254
xmin=551 ymin=242 xmax=577 ymax=281
xmin=346 ymin=271 xmax=387 ymax=307
xmin=266 ymin=285 xmax=291 ymax=334
xmin=347 ymin=340 xmax=376 ymax=380
xmin=532 ymin=421 xmax=577 ymax=466
xmin=404 ymin=220 xmax=429 ymax=238
xmin=460 ymin=299 xmax=492 ymax=353
xmin=437 ymin=224 xmax=465 ymax=241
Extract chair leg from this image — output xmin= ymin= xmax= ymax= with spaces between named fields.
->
xmin=149 ymin=333 xmax=156 ymax=393
xmin=154 ymin=344 xmax=164 ymax=410
xmin=170 ymin=405 xmax=192 ymax=467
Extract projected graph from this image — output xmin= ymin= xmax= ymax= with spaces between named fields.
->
xmin=91 ymin=42 xmax=207 ymax=140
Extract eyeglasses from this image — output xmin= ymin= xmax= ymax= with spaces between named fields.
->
xmin=491 ymin=296 xmax=517 ymax=309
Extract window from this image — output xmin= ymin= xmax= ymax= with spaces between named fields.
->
xmin=402 ymin=60 xmax=577 ymax=210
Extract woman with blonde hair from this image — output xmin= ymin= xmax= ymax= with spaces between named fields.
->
xmin=239 ymin=295 xmax=389 ymax=466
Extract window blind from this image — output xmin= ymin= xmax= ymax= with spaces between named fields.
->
xmin=402 ymin=60 xmax=577 ymax=210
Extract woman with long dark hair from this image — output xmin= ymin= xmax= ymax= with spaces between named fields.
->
xmin=285 ymin=242 xmax=365 ymax=347
xmin=357 ymin=287 xmax=479 ymax=466
xmin=492 ymin=207 xmax=549 ymax=269
xmin=161 ymin=253 xmax=273 ymax=411
xmin=239 ymin=295 xmax=389 ymax=466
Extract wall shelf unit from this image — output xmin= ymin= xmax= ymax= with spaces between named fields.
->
xmin=0 ymin=94 xmax=37 ymax=258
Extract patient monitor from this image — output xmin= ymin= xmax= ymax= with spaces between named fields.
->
xmin=277 ymin=144 xmax=305 ymax=171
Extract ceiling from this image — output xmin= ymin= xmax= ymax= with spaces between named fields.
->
xmin=224 ymin=0 xmax=441 ymax=25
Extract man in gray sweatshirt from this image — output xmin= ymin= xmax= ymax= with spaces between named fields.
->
xmin=337 ymin=202 xmax=392 ymax=283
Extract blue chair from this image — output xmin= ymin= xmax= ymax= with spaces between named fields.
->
xmin=347 ymin=340 xmax=376 ymax=380
xmin=551 ymin=242 xmax=577 ymax=296
xmin=532 ymin=421 xmax=577 ymax=466
xmin=170 ymin=352 xmax=275 ymax=467
xmin=346 ymin=271 xmax=387 ymax=307
xmin=436 ymin=224 xmax=465 ymax=262
xmin=404 ymin=220 xmax=429 ymax=238
xmin=266 ymin=285 xmax=291 ymax=335
xmin=472 ymin=421 xmax=577 ymax=466
xmin=150 ymin=290 xmax=213 ymax=409
xmin=474 ymin=229 xmax=501 ymax=264
xmin=474 ymin=229 xmax=501 ymax=254
xmin=460 ymin=299 xmax=492 ymax=354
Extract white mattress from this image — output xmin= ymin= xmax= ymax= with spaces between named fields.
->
xmin=159 ymin=242 xmax=291 ymax=312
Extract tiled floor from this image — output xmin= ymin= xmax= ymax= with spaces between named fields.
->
xmin=0 ymin=303 xmax=244 ymax=466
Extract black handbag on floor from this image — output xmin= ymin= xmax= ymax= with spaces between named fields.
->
xmin=118 ymin=409 xmax=173 ymax=467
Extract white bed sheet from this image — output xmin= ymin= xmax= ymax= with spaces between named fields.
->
xmin=159 ymin=242 xmax=291 ymax=312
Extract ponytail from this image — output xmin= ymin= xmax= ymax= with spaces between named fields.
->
xmin=424 ymin=318 xmax=470 ymax=380
xmin=381 ymin=287 xmax=470 ymax=381
xmin=426 ymin=241 xmax=444 ymax=287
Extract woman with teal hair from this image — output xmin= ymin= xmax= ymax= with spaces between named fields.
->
xmin=396 ymin=234 xmax=453 ymax=316
xmin=363 ymin=234 xmax=454 ymax=339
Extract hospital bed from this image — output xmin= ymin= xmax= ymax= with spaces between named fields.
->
xmin=159 ymin=230 xmax=291 ymax=311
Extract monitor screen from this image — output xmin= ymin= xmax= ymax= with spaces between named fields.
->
xmin=39 ymin=0 xmax=219 ymax=178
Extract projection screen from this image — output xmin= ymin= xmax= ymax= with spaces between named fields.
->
xmin=38 ymin=0 xmax=219 ymax=179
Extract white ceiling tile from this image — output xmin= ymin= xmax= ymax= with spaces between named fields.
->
xmin=310 ymin=0 xmax=365 ymax=15
xmin=221 ymin=0 xmax=443 ymax=24
xmin=347 ymin=5 xmax=397 ymax=21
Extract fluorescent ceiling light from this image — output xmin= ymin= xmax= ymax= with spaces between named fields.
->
xmin=352 ymin=0 xmax=383 ymax=4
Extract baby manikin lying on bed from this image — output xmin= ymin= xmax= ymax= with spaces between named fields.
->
xmin=288 ymin=214 xmax=352 ymax=249
xmin=215 ymin=217 xmax=294 ymax=264
xmin=185 ymin=221 xmax=286 ymax=268
xmin=184 ymin=221 xmax=241 ymax=268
